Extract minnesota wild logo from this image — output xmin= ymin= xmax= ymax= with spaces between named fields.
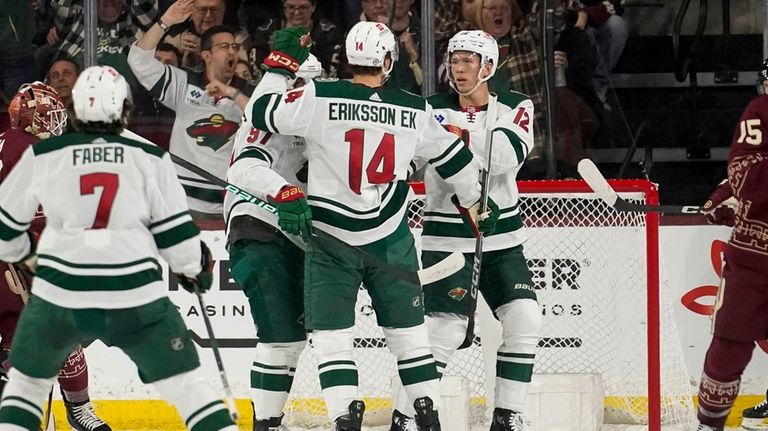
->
xmin=186 ymin=114 xmax=239 ymax=151
xmin=448 ymin=287 xmax=467 ymax=301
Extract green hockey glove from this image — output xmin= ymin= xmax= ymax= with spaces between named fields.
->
xmin=262 ymin=27 xmax=313 ymax=79
xmin=268 ymin=185 xmax=313 ymax=238
xmin=452 ymin=195 xmax=500 ymax=238
xmin=178 ymin=241 xmax=213 ymax=294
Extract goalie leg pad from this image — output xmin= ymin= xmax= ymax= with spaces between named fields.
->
xmin=251 ymin=341 xmax=305 ymax=420
xmin=311 ymin=329 xmax=359 ymax=422
xmin=494 ymin=299 xmax=542 ymax=412
xmin=383 ymin=324 xmax=441 ymax=416
xmin=153 ymin=367 xmax=237 ymax=431
xmin=0 ymin=368 xmax=56 ymax=428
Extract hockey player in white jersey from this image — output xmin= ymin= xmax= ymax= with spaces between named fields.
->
xmin=392 ymin=31 xmax=543 ymax=431
xmin=224 ymin=55 xmax=321 ymax=431
xmin=248 ymin=23 xmax=498 ymax=431
xmin=0 ymin=66 xmax=237 ymax=431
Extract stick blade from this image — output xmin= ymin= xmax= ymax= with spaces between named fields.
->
xmin=577 ymin=159 xmax=618 ymax=206
xmin=417 ymin=251 xmax=465 ymax=285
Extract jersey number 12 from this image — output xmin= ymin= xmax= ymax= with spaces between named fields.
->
xmin=345 ymin=129 xmax=395 ymax=194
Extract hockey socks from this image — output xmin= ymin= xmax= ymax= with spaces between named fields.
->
xmin=697 ymin=337 xmax=754 ymax=428
xmin=0 ymin=368 xmax=56 ymax=430
xmin=58 ymin=345 xmax=89 ymax=403
xmin=153 ymin=368 xmax=237 ymax=431
xmin=312 ymin=329 xmax=359 ymax=421
xmin=494 ymin=300 xmax=541 ymax=413
xmin=250 ymin=341 xmax=304 ymax=420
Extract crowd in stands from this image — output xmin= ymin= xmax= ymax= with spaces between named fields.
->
xmin=0 ymin=0 xmax=628 ymax=215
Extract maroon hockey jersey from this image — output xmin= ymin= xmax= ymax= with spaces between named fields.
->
xmin=725 ymin=94 xmax=768 ymax=267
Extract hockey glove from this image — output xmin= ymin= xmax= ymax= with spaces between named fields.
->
xmin=452 ymin=195 xmax=500 ymax=238
xmin=262 ymin=27 xmax=313 ymax=79
xmin=178 ymin=241 xmax=213 ymax=294
xmin=702 ymin=179 xmax=737 ymax=226
xmin=268 ymin=185 xmax=313 ymax=238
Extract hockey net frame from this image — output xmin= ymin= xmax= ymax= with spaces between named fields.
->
xmin=282 ymin=179 xmax=696 ymax=430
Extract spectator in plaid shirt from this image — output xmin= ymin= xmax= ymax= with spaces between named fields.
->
xmin=53 ymin=0 xmax=158 ymax=64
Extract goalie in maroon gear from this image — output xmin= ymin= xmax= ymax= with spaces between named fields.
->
xmin=0 ymin=82 xmax=112 ymax=431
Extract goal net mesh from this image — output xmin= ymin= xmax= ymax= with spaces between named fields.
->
xmin=282 ymin=180 xmax=696 ymax=429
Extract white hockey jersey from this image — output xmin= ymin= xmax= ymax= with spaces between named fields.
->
xmin=128 ymin=43 xmax=254 ymax=214
xmin=421 ymin=91 xmax=535 ymax=252
xmin=0 ymin=132 xmax=202 ymax=309
xmin=224 ymin=111 xmax=308 ymax=242
xmin=249 ymin=73 xmax=481 ymax=246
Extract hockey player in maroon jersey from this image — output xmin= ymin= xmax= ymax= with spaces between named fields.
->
xmin=0 ymin=82 xmax=112 ymax=431
xmin=695 ymin=60 xmax=768 ymax=431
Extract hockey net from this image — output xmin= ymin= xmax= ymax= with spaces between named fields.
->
xmin=283 ymin=179 xmax=696 ymax=430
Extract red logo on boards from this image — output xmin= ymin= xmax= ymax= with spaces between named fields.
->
xmin=680 ymin=239 xmax=768 ymax=354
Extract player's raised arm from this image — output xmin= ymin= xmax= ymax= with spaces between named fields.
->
xmin=128 ymin=0 xmax=193 ymax=111
xmin=249 ymin=27 xmax=316 ymax=138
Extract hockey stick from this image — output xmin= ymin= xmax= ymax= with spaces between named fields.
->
xmin=193 ymin=284 xmax=239 ymax=421
xmin=577 ymin=159 xmax=704 ymax=214
xmin=168 ymin=153 xmax=465 ymax=285
xmin=3 ymin=266 xmax=55 ymax=430
xmin=458 ymin=92 xmax=498 ymax=350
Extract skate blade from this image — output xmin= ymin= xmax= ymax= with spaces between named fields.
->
xmin=742 ymin=417 xmax=768 ymax=430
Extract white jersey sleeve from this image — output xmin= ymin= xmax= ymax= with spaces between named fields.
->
xmin=489 ymin=97 xmax=534 ymax=170
xmin=228 ymin=127 xmax=289 ymax=200
xmin=415 ymin=103 xmax=480 ymax=208
xmin=128 ymin=43 xmax=187 ymax=110
xmin=148 ymin=153 xmax=202 ymax=278
xmin=250 ymin=72 xmax=316 ymax=138
xmin=0 ymin=147 xmax=38 ymax=262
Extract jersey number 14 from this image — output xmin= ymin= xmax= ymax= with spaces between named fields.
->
xmin=345 ymin=129 xmax=395 ymax=194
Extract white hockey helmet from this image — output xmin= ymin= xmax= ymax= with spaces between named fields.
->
xmin=296 ymin=54 xmax=323 ymax=81
xmin=72 ymin=65 xmax=132 ymax=125
xmin=445 ymin=30 xmax=499 ymax=96
xmin=345 ymin=21 xmax=398 ymax=78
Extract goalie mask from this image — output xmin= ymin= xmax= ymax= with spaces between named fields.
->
xmin=9 ymin=82 xmax=67 ymax=139
xmin=758 ymin=58 xmax=768 ymax=95
xmin=72 ymin=65 xmax=132 ymax=126
xmin=345 ymin=21 xmax=398 ymax=80
xmin=445 ymin=30 xmax=499 ymax=96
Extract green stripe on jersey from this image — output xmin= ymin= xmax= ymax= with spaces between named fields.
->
xmin=36 ymin=266 xmax=162 ymax=291
xmin=182 ymin=184 xmax=223 ymax=204
xmin=0 ymin=220 xmax=26 ymax=241
xmin=34 ymin=133 xmax=165 ymax=157
xmin=309 ymin=182 xmax=409 ymax=232
xmin=0 ymin=405 xmax=42 ymax=430
xmin=494 ymin=127 xmax=527 ymax=162
xmin=153 ymin=220 xmax=199 ymax=248
xmin=308 ymin=182 xmax=395 ymax=216
xmin=314 ymin=80 xmax=426 ymax=110
xmin=432 ymin=145 xmax=473 ymax=179
xmin=148 ymin=210 xmax=191 ymax=229
xmin=234 ymin=147 xmax=273 ymax=165
xmin=423 ymin=215 xmax=523 ymax=238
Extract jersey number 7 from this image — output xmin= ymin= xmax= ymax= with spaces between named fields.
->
xmin=80 ymin=173 xmax=119 ymax=229
xmin=345 ymin=129 xmax=395 ymax=194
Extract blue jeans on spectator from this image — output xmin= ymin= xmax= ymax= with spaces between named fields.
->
xmin=588 ymin=15 xmax=628 ymax=104
xmin=0 ymin=54 xmax=39 ymax=102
